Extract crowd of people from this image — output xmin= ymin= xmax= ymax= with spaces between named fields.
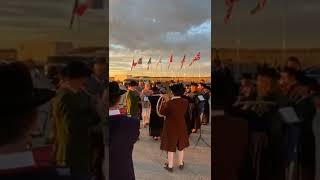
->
xmin=218 ymin=57 xmax=320 ymax=180
xmin=0 ymin=59 xmax=107 ymax=180
xmin=109 ymin=79 xmax=211 ymax=176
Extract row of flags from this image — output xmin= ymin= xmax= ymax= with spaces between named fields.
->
xmin=131 ymin=52 xmax=201 ymax=71
xmin=70 ymin=0 xmax=104 ymax=29
xmin=224 ymin=0 xmax=267 ymax=23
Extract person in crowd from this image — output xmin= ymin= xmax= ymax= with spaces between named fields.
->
xmin=52 ymin=61 xmax=100 ymax=179
xmin=240 ymin=74 xmax=256 ymax=100
xmin=0 ymin=61 xmax=86 ymax=179
xmin=85 ymin=58 xmax=107 ymax=180
xmin=184 ymin=84 xmax=191 ymax=95
xmin=286 ymin=56 xmax=302 ymax=72
xmin=148 ymin=87 xmax=164 ymax=140
xmin=160 ymin=83 xmax=189 ymax=172
xmin=200 ymin=79 xmax=205 ymax=84
xmin=136 ymin=80 xmax=145 ymax=93
xmin=156 ymin=82 xmax=164 ymax=92
xmin=141 ymin=82 xmax=153 ymax=128
xmin=152 ymin=85 xmax=160 ymax=94
xmin=86 ymin=58 xmax=106 ymax=97
xmin=109 ymin=81 xmax=140 ymax=180
xmin=125 ymin=80 xmax=140 ymax=119
xmin=279 ymin=67 xmax=301 ymax=98
xmin=136 ymin=80 xmax=144 ymax=120
xmin=198 ymin=83 xmax=211 ymax=125
xmin=187 ymin=83 xmax=201 ymax=133
xmin=236 ymin=68 xmax=282 ymax=180
xmin=292 ymin=75 xmax=317 ymax=180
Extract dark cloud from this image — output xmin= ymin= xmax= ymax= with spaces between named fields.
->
xmin=109 ymin=0 xmax=211 ymax=53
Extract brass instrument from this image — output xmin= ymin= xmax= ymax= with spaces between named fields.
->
xmin=156 ymin=82 xmax=172 ymax=118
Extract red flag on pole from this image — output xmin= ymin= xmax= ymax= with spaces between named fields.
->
xmin=74 ymin=0 xmax=90 ymax=16
xmin=250 ymin=0 xmax=267 ymax=14
xmin=189 ymin=52 xmax=200 ymax=66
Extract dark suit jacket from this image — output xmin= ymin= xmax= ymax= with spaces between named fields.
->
xmin=109 ymin=115 xmax=140 ymax=180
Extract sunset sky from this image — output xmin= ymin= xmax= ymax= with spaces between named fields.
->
xmin=109 ymin=0 xmax=211 ymax=77
xmin=0 ymin=0 xmax=107 ymax=49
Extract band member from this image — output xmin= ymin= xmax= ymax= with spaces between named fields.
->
xmin=109 ymin=81 xmax=140 ymax=180
xmin=188 ymin=83 xmax=201 ymax=133
xmin=160 ymin=83 xmax=189 ymax=172
xmin=198 ymin=83 xmax=211 ymax=125
xmin=148 ymin=87 xmax=164 ymax=140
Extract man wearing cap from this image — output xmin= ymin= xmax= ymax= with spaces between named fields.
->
xmin=125 ymin=80 xmax=140 ymax=119
xmin=109 ymin=81 xmax=140 ymax=180
xmin=52 ymin=61 xmax=100 ymax=179
xmin=0 ymin=61 xmax=84 ymax=179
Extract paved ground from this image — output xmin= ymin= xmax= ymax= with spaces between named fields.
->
xmin=133 ymin=122 xmax=212 ymax=180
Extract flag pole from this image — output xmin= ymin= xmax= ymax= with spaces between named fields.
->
xmin=198 ymin=61 xmax=200 ymax=81
xmin=69 ymin=0 xmax=78 ymax=29
xmin=282 ymin=0 xmax=287 ymax=63
xmin=160 ymin=61 xmax=162 ymax=82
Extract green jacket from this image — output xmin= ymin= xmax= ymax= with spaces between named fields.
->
xmin=52 ymin=88 xmax=99 ymax=174
xmin=125 ymin=90 xmax=140 ymax=118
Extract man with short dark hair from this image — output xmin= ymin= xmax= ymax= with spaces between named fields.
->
xmin=0 ymin=61 xmax=83 ymax=179
xmin=286 ymin=56 xmax=302 ymax=71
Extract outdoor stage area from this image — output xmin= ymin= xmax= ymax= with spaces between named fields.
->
xmin=133 ymin=121 xmax=212 ymax=180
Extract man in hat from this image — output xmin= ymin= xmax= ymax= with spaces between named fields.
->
xmin=125 ymin=80 xmax=140 ymax=119
xmin=109 ymin=81 xmax=140 ymax=180
xmin=0 ymin=61 xmax=83 ymax=179
xmin=52 ymin=61 xmax=100 ymax=179
xmin=160 ymin=83 xmax=189 ymax=172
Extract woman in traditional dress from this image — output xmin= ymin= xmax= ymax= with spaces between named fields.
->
xmin=159 ymin=83 xmax=189 ymax=172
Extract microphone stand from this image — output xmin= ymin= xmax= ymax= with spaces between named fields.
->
xmin=194 ymin=112 xmax=211 ymax=148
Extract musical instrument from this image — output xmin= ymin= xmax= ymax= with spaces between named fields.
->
xmin=156 ymin=82 xmax=172 ymax=118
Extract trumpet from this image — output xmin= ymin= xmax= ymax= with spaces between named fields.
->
xmin=156 ymin=82 xmax=172 ymax=118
